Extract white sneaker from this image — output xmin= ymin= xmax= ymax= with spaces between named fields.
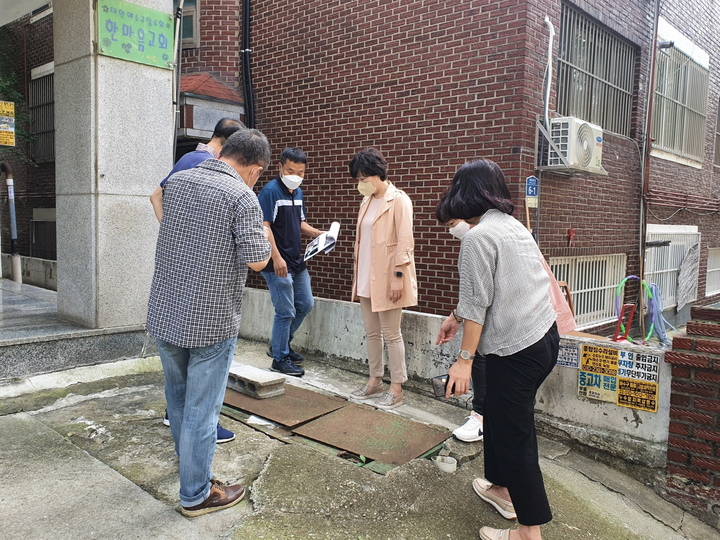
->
xmin=453 ymin=411 xmax=483 ymax=442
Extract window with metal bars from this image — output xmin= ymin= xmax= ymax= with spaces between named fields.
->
xmin=705 ymin=247 xmax=720 ymax=297
xmin=644 ymin=225 xmax=700 ymax=308
xmin=29 ymin=73 xmax=54 ymax=162
xmin=550 ymin=254 xmax=627 ymax=328
xmin=652 ymin=46 xmax=709 ymax=161
xmin=556 ymin=4 xmax=636 ymax=136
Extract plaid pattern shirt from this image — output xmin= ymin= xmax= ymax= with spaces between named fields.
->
xmin=147 ymin=159 xmax=271 ymax=348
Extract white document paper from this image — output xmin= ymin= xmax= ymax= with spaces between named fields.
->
xmin=304 ymin=221 xmax=341 ymax=261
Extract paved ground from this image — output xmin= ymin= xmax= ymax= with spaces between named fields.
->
xmin=1 ymin=338 xmax=718 ymax=540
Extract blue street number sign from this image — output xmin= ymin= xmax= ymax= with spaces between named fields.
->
xmin=525 ymin=175 xmax=538 ymax=208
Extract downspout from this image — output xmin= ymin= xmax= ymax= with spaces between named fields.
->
xmin=637 ymin=0 xmax=662 ymax=340
xmin=241 ymin=0 xmax=256 ymax=128
xmin=536 ymin=17 xmax=555 ymax=246
xmin=172 ymin=1 xmax=185 ymax=156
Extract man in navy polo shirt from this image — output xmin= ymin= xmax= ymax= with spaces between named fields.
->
xmin=150 ymin=117 xmax=243 ymax=222
xmin=258 ymin=148 xmax=323 ymax=377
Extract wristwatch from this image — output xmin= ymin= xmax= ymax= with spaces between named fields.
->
xmin=458 ymin=349 xmax=473 ymax=361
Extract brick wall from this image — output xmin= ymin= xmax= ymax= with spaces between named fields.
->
xmin=180 ymin=0 xmax=242 ymax=90
xmin=242 ymin=0 xmax=661 ymax=324
xmin=665 ymin=306 xmax=720 ymax=528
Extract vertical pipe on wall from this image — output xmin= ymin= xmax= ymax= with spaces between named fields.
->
xmin=241 ymin=0 xmax=256 ymax=128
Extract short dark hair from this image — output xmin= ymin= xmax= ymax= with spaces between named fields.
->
xmin=280 ymin=147 xmax=308 ymax=165
xmin=348 ymin=148 xmax=388 ymax=180
xmin=219 ymin=128 xmax=271 ymax=167
xmin=435 ymin=159 xmax=514 ymax=223
xmin=212 ymin=117 xmax=244 ymax=140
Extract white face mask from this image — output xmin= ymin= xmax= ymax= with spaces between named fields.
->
xmin=357 ymin=180 xmax=376 ymax=197
xmin=449 ymin=221 xmax=471 ymax=240
xmin=281 ymin=174 xmax=303 ymax=191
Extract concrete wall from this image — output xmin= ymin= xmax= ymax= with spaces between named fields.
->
xmin=536 ymin=337 xmax=670 ymax=468
xmin=53 ymin=0 xmax=172 ymax=328
xmin=240 ymin=288 xmax=671 ymax=466
xmin=1 ymin=255 xmax=57 ymax=290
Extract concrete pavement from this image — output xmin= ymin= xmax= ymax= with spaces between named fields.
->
xmin=0 ymin=337 xmax=717 ymax=540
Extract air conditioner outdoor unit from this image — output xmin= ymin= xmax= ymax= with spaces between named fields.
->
xmin=547 ymin=117 xmax=605 ymax=174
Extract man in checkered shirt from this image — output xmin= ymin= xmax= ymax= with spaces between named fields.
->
xmin=147 ymin=128 xmax=271 ymax=517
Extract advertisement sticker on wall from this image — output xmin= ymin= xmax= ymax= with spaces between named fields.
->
xmin=557 ymin=340 xmax=579 ymax=368
xmin=578 ymin=344 xmax=618 ymax=402
xmin=616 ymin=350 xmax=660 ymax=413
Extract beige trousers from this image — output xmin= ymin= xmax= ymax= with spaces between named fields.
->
xmin=359 ymin=297 xmax=408 ymax=384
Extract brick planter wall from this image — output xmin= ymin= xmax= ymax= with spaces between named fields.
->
xmin=665 ymin=306 xmax=720 ymax=529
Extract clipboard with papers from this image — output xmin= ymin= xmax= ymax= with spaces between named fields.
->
xmin=304 ymin=221 xmax=341 ymax=261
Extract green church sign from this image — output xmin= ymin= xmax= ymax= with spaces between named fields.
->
xmin=98 ymin=0 xmax=175 ymax=70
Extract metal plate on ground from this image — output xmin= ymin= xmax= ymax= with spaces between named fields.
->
xmin=292 ymin=403 xmax=451 ymax=466
xmin=223 ymin=385 xmax=347 ymax=428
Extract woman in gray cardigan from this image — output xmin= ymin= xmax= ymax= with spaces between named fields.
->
xmin=435 ymin=159 xmax=559 ymax=540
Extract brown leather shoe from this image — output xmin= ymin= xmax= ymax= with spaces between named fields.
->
xmin=181 ymin=479 xmax=246 ymax=517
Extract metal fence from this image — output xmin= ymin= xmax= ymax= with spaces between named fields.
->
xmin=29 ymin=73 xmax=55 ymax=162
xmin=644 ymin=230 xmax=701 ymax=308
xmin=550 ymin=253 xmax=627 ymax=328
xmin=556 ymin=3 xmax=635 ymax=136
xmin=651 ymin=46 xmax=708 ymax=160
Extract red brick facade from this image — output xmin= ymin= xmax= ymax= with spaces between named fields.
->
xmin=666 ymin=306 xmax=720 ymax=527
xmin=235 ymin=0 xmax=720 ymax=329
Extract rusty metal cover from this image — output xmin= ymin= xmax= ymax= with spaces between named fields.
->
xmin=292 ymin=403 xmax=451 ymax=466
xmin=224 ymin=385 xmax=347 ymax=427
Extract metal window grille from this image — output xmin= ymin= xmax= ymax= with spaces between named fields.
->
xmin=550 ymin=254 xmax=627 ymax=328
xmin=651 ymin=46 xmax=709 ymax=160
xmin=556 ymin=3 xmax=635 ymax=136
xmin=706 ymin=247 xmax=720 ymax=297
xmin=715 ymin=98 xmax=720 ymax=167
xmin=29 ymin=73 xmax=54 ymax=162
xmin=31 ymin=220 xmax=57 ymax=260
xmin=644 ymin=230 xmax=701 ymax=307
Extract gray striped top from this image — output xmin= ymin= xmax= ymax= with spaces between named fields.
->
xmin=456 ymin=209 xmax=556 ymax=356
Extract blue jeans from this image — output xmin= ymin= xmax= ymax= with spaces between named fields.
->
xmin=157 ymin=336 xmax=237 ymax=507
xmin=261 ymin=268 xmax=314 ymax=361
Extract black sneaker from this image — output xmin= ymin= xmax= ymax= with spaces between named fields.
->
xmin=270 ymin=356 xmax=305 ymax=377
xmin=267 ymin=346 xmax=304 ymax=364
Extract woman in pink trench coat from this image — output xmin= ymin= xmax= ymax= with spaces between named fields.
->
xmin=348 ymin=148 xmax=418 ymax=409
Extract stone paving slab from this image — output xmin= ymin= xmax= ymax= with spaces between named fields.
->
xmin=0 ymin=413 xmax=206 ymax=540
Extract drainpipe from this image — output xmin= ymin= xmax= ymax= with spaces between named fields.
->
xmin=172 ymin=1 xmax=185 ymax=156
xmin=0 ymin=162 xmax=22 ymax=283
xmin=637 ymin=0 xmax=669 ymax=340
xmin=241 ymin=0 xmax=256 ymax=128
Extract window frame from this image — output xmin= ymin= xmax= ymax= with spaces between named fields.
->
xmin=175 ymin=0 xmax=200 ymax=49
xmin=706 ymin=247 xmax=720 ymax=297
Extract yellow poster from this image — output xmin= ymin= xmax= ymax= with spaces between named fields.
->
xmin=617 ymin=378 xmax=658 ymax=413
xmin=0 ymin=100 xmax=16 ymax=147
xmin=578 ymin=344 xmax=618 ymax=402
xmin=616 ymin=350 xmax=660 ymax=412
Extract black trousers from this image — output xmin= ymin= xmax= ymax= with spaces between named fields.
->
xmin=471 ymin=353 xmax=487 ymax=416
xmin=483 ymin=323 xmax=559 ymax=526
